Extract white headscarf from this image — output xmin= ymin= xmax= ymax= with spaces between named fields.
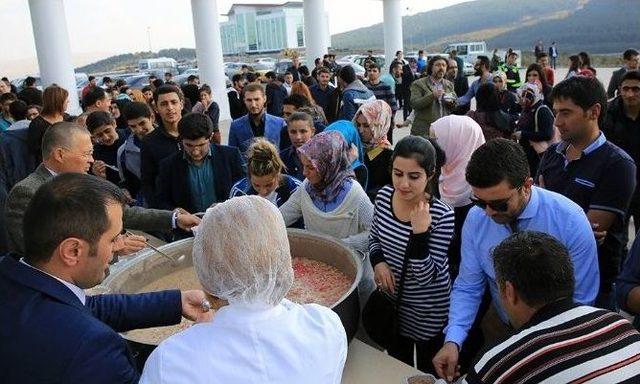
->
xmin=431 ymin=115 xmax=485 ymax=207
xmin=192 ymin=196 xmax=294 ymax=307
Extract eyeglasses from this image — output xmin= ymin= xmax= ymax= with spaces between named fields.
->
xmin=470 ymin=187 xmax=522 ymax=212
xmin=62 ymin=147 xmax=93 ymax=159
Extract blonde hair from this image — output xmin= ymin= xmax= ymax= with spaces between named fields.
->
xmin=130 ymin=89 xmax=146 ymax=103
xmin=247 ymin=138 xmax=286 ymax=178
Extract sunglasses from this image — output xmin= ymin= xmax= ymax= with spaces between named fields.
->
xmin=470 ymin=187 xmax=522 ymax=212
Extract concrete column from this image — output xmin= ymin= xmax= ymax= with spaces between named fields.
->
xmin=191 ymin=0 xmax=231 ymax=123
xmin=28 ymin=0 xmax=81 ymax=114
xmin=303 ymin=0 xmax=328 ymax=65
xmin=383 ymin=0 xmax=403 ymax=69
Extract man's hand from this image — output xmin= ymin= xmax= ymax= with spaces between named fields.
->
xmin=591 ymin=222 xmax=607 ymax=245
xmin=175 ymin=208 xmax=202 ymax=231
xmin=181 ymin=290 xmax=214 ymax=323
xmin=433 ymin=342 xmax=461 ymax=382
xmin=113 ymin=232 xmax=147 ymax=256
xmin=91 ymin=160 xmax=107 ymax=179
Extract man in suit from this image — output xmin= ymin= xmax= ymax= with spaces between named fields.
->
xmin=5 ymin=121 xmax=200 ymax=255
xmin=608 ymin=49 xmax=639 ymax=98
xmin=228 ymin=83 xmax=286 ymax=156
xmin=156 ymin=113 xmax=245 ymax=213
xmin=0 ymin=173 xmax=212 ymax=384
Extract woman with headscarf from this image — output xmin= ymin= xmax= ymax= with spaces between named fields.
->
xmin=325 ymin=120 xmax=368 ymax=188
xmin=353 ymin=100 xmax=393 ymax=201
xmin=430 ymin=115 xmax=485 ymax=278
xmin=492 ymin=71 xmax=519 ymax=116
xmin=525 ymin=63 xmax=553 ymax=108
xmin=141 ymin=196 xmax=348 ymax=384
xmin=279 ymin=130 xmax=375 ymax=303
xmin=466 ymin=83 xmax=514 ymax=141
xmin=512 ymin=81 xmax=555 ymax=175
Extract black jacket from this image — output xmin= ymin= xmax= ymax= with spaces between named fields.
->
xmin=154 ymin=144 xmax=245 ymax=212
xmin=607 ymin=67 xmax=627 ymax=99
xmin=140 ymin=123 xmax=181 ymax=207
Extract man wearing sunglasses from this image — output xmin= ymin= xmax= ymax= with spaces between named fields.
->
xmin=538 ymin=76 xmax=636 ymax=311
xmin=433 ymin=138 xmax=599 ymax=382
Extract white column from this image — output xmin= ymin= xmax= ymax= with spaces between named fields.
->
xmin=191 ymin=0 xmax=230 ymax=121
xmin=28 ymin=0 xmax=81 ymax=114
xmin=383 ymin=0 xmax=403 ymax=69
xmin=303 ymin=0 xmax=328 ymax=65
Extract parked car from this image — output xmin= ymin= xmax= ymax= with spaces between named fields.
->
xmin=462 ymin=61 xmax=475 ymax=76
xmin=124 ymin=74 xmax=151 ymax=89
xmin=224 ymin=62 xmax=251 ymax=78
xmin=351 ymin=55 xmax=386 ymax=71
xmin=335 ymin=61 xmax=367 ymax=79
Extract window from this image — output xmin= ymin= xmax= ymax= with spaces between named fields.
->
xmin=296 ymin=24 xmax=304 ymax=47
xmin=457 ymin=45 xmax=468 ymax=55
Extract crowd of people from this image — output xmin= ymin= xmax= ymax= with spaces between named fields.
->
xmin=1 ymin=45 xmax=640 ymax=383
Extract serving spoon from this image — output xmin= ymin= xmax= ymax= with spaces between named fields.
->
xmin=125 ymin=231 xmax=186 ymax=265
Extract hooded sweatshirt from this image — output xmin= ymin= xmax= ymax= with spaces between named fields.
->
xmin=340 ymin=80 xmax=375 ymax=121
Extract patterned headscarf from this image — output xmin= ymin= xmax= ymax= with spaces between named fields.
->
xmin=297 ymin=131 xmax=355 ymax=202
xmin=492 ymin=71 xmax=508 ymax=91
xmin=353 ymin=100 xmax=393 ymax=148
xmin=517 ymin=81 xmax=544 ymax=109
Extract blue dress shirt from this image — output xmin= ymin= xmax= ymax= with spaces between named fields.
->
xmin=445 ymin=186 xmax=600 ymax=347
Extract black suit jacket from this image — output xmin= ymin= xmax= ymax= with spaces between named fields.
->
xmin=155 ymin=143 xmax=245 ymax=212
xmin=608 ymin=67 xmax=627 ymax=99
xmin=0 ymin=255 xmax=181 ymax=384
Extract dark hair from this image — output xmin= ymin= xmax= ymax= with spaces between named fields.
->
xmin=231 ymin=73 xmax=244 ymax=84
xmin=536 ymin=52 xmax=549 ymax=60
xmin=578 ymin=52 xmax=592 ymax=67
xmin=283 ymin=94 xmax=311 ymax=109
xmin=83 ymin=86 xmax=107 ymax=108
xmin=568 ymin=55 xmax=581 ymax=72
xmin=149 ymin=75 xmax=157 ymax=80
xmin=152 ymin=79 xmax=164 ymax=88
xmin=9 ymin=99 xmax=28 ymax=120
xmin=265 ymin=71 xmax=276 ymax=80
xmin=493 ymin=231 xmax=574 ymax=307
xmin=24 ymin=173 xmax=128 ymax=264
xmin=164 ymin=72 xmax=172 ymax=77
xmin=623 ymin=49 xmax=639 ymax=61
xmin=86 ymin=111 xmax=115 ymax=133
xmin=178 ymin=112 xmax=212 ymax=140
xmin=368 ymin=62 xmax=381 ymax=71
xmin=245 ymin=72 xmax=258 ymax=83
xmin=418 ymin=50 xmax=424 ymax=54
xmin=287 ymin=111 xmax=314 ymax=127
xmin=187 ymin=75 xmax=198 ymax=82
xmin=102 ymin=76 xmax=112 ymax=84
xmin=299 ymin=65 xmax=310 ymax=77
xmin=0 ymin=92 xmax=17 ymax=104
xmin=141 ymin=85 xmax=153 ymax=94
xmin=88 ymin=75 xmax=95 ymax=82
xmin=476 ymin=83 xmax=500 ymax=112
xmin=153 ymin=84 xmax=183 ymax=103
xmin=621 ymin=70 xmax=640 ymax=83
xmin=392 ymin=136 xmax=440 ymax=193
xmin=466 ymin=138 xmax=530 ymax=188
xmin=395 ymin=50 xmax=402 ymax=56
xmin=426 ymin=56 xmax=448 ymax=76
xmin=241 ymin=64 xmax=249 ymax=70
xmin=316 ymin=67 xmax=331 ymax=76
xmin=194 ymin=85 xmax=209 ymax=98
xmin=526 ymin=63 xmax=549 ymax=89
xmin=550 ymin=76 xmax=608 ymax=126
xmin=338 ymin=65 xmax=356 ymax=84
xmin=24 ymin=76 xmax=37 ymax=87
xmin=476 ymin=55 xmax=490 ymax=70
xmin=123 ymin=101 xmax=152 ymax=121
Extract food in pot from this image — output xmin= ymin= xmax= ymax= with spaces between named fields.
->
xmin=123 ymin=257 xmax=352 ymax=344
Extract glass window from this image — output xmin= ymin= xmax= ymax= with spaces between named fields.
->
xmin=296 ymin=24 xmax=304 ymax=47
xmin=457 ymin=45 xmax=468 ymax=55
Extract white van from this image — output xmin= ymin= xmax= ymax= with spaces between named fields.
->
xmin=444 ymin=42 xmax=522 ymax=68
xmin=138 ymin=57 xmax=178 ymax=76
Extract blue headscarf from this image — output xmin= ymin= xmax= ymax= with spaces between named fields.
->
xmin=325 ymin=120 xmax=365 ymax=169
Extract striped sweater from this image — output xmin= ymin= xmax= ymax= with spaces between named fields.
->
xmin=369 ymin=185 xmax=455 ymax=340
xmin=464 ymin=299 xmax=640 ymax=384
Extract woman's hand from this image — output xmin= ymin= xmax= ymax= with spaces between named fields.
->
xmin=409 ymin=199 xmax=431 ymax=234
xmin=374 ymin=262 xmax=396 ymax=294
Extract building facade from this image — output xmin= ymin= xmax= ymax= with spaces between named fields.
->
xmin=220 ymin=2 xmax=327 ymax=55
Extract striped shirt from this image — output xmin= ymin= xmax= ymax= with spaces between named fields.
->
xmin=464 ymin=299 xmax=640 ymax=384
xmin=369 ymin=185 xmax=454 ymax=340
xmin=364 ymin=81 xmax=398 ymax=111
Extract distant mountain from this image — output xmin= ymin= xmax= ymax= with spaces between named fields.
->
xmin=330 ymin=0 xmax=640 ymax=54
xmin=76 ymin=48 xmax=197 ymax=74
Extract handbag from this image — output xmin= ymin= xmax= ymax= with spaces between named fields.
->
xmin=362 ymin=246 xmax=410 ymax=349
xmin=530 ymin=105 xmax=561 ymax=154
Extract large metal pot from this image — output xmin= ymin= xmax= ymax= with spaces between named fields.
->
xmin=98 ymin=229 xmax=362 ymax=370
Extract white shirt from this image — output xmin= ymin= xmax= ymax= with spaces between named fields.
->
xmin=140 ymin=299 xmax=347 ymax=384
xmin=19 ymin=258 xmax=86 ymax=305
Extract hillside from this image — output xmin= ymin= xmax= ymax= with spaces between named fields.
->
xmin=76 ymin=48 xmax=197 ymax=74
xmin=331 ymin=0 xmax=640 ymax=54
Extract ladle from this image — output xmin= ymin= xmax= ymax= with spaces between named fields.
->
xmin=126 ymin=231 xmax=186 ymax=265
